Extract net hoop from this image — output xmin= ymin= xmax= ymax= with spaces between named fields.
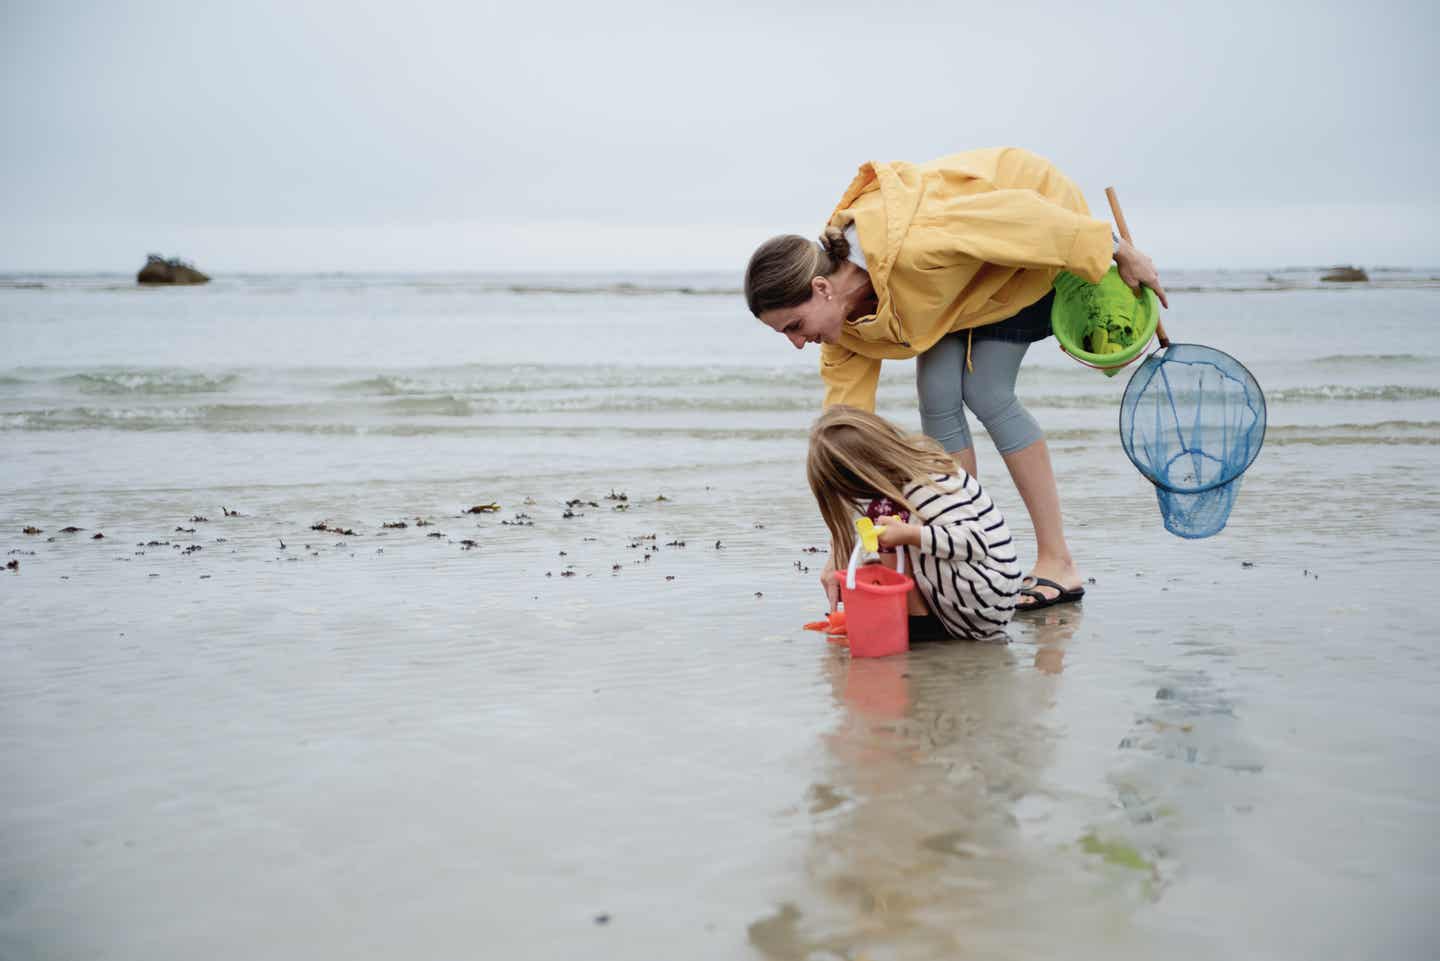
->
xmin=1118 ymin=343 xmax=1267 ymax=495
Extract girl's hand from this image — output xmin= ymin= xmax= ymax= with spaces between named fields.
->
xmin=875 ymin=516 xmax=920 ymax=549
xmin=1114 ymin=239 xmax=1169 ymax=309
xmin=820 ymin=555 xmax=840 ymax=611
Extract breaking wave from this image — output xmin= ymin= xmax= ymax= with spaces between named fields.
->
xmin=57 ymin=370 xmax=239 ymax=395
xmin=1267 ymin=385 xmax=1440 ymax=402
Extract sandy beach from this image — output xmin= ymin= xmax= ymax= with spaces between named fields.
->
xmin=2 ymin=271 xmax=1438 ymax=959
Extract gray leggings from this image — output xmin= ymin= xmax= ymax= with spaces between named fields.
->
xmin=916 ymin=334 xmax=1044 ymax=455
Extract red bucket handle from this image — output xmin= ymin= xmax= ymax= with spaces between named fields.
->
xmin=846 ymin=534 xmax=906 ymax=590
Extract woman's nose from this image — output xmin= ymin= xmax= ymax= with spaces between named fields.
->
xmin=787 ymin=332 xmax=807 ymax=349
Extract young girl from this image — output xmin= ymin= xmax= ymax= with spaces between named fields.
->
xmin=807 ymin=405 xmax=1024 ymax=641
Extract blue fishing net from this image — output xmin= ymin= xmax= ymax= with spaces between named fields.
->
xmin=1119 ymin=344 xmax=1266 ymax=539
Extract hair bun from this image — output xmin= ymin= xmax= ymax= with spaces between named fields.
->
xmin=818 ymin=225 xmax=851 ymax=264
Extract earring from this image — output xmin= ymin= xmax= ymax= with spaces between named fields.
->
xmin=826 ymin=295 xmax=832 ymax=301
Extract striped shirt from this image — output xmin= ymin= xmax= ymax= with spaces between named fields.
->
xmin=900 ymin=473 xmax=1023 ymax=640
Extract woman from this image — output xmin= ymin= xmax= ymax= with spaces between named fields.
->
xmin=745 ymin=146 xmax=1167 ymax=612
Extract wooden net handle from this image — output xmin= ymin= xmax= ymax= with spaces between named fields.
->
xmin=1105 ymin=187 xmax=1170 ymax=348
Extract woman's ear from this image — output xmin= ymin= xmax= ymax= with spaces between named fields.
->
xmin=812 ymin=275 xmax=831 ymax=301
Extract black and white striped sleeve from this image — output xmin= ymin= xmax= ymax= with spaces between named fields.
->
xmin=906 ymin=475 xmax=994 ymax=563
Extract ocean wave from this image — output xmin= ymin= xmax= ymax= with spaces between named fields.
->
xmin=0 ymin=410 xmax=813 ymax=440
xmin=0 ymin=402 xmax=332 ymax=430
xmin=380 ymin=396 xmax=476 ymax=416
xmin=7 ymin=405 xmax=1439 ymax=450
xmin=9 ymin=380 xmax=1432 ymax=436
xmin=334 ymin=375 xmax=425 ymax=396
xmin=480 ymin=394 xmax=825 ymax=414
xmin=1262 ymin=421 xmax=1440 ymax=446
xmin=329 ymin=373 xmax=1439 ymax=408
xmin=502 ymin=282 xmax=739 ymax=296
xmin=1267 ymin=385 xmax=1440 ymax=402
xmin=1309 ymin=354 xmax=1434 ymax=366
xmin=1 ymin=406 xmax=205 ymax=429
xmin=337 ymin=388 xmax=1119 ymax=414
xmin=12 ymin=382 xmax=1433 ymax=432
xmin=332 ymin=367 xmax=824 ymax=396
xmin=492 ymin=392 xmax=1135 ymax=413
xmin=57 ymin=370 xmax=239 ymax=395
xmin=329 ymin=363 xmax=1115 ymax=399
xmin=410 ymin=274 xmax=1439 ymax=296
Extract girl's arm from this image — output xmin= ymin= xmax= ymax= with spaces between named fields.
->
xmin=891 ymin=478 xmax=1002 ymax=563
xmin=819 ymin=553 xmax=841 ymax=612
xmin=880 ymin=511 xmax=987 ymax=561
xmin=875 ymin=516 xmax=921 ymax=549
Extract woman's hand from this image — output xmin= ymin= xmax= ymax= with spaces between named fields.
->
xmin=1114 ymin=239 xmax=1169 ymax=309
xmin=875 ymin=516 xmax=921 ymax=549
xmin=820 ymin=555 xmax=840 ymax=611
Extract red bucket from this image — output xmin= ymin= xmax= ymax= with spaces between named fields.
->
xmin=840 ymin=565 xmax=913 ymax=658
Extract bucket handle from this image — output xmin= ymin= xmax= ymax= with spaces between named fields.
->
xmin=846 ymin=524 xmax=905 ymax=591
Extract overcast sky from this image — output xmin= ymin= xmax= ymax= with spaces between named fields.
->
xmin=2 ymin=0 xmax=1436 ymax=271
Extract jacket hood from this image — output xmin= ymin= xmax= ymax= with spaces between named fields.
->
xmin=826 ymin=161 xmax=923 ymax=325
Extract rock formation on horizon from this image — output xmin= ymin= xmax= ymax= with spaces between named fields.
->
xmin=1320 ymin=265 xmax=1368 ymax=282
xmin=137 ymin=254 xmax=210 ymax=285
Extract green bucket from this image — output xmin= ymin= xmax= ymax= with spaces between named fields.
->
xmin=1051 ymin=267 xmax=1160 ymax=377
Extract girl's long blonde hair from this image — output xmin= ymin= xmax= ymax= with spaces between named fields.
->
xmin=806 ymin=405 xmax=957 ymax=560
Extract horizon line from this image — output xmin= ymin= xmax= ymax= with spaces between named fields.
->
xmin=3 ymin=263 xmax=1438 ymax=276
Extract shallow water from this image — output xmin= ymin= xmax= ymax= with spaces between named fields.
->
xmin=2 ymin=270 xmax=1438 ymax=959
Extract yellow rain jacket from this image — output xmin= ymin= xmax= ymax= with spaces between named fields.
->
xmin=820 ymin=147 xmax=1114 ymax=409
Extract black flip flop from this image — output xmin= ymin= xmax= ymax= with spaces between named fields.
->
xmin=1016 ymin=576 xmax=1085 ymax=612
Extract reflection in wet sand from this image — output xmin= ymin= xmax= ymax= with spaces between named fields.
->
xmin=750 ymin=634 xmax=1084 ymax=961
xmin=1027 ymin=609 xmax=1079 ymax=675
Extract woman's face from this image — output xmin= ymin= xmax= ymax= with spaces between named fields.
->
xmin=758 ymin=277 xmax=846 ymax=350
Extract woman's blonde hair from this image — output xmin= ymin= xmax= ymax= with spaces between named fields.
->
xmin=744 ymin=227 xmax=852 ymax=317
xmin=806 ymin=405 xmax=956 ymax=559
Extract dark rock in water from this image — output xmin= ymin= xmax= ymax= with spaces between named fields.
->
xmin=137 ymin=254 xmax=210 ymax=285
xmin=1320 ymin=265 xmax=1368 ymax=282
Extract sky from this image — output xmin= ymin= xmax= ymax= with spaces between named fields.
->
xmin=2 ymin=0 xmax=1437 ymax=272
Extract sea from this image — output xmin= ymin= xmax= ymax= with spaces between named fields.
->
xmin=2 ymin=267 xmax=1438 ymax=960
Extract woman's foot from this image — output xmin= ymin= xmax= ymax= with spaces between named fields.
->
xmin=1016 ymin=561 xmax=1084 ymax=611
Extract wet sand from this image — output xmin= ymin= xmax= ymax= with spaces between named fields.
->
xmin=3 ymin=430 xmax=1437 ymax=961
